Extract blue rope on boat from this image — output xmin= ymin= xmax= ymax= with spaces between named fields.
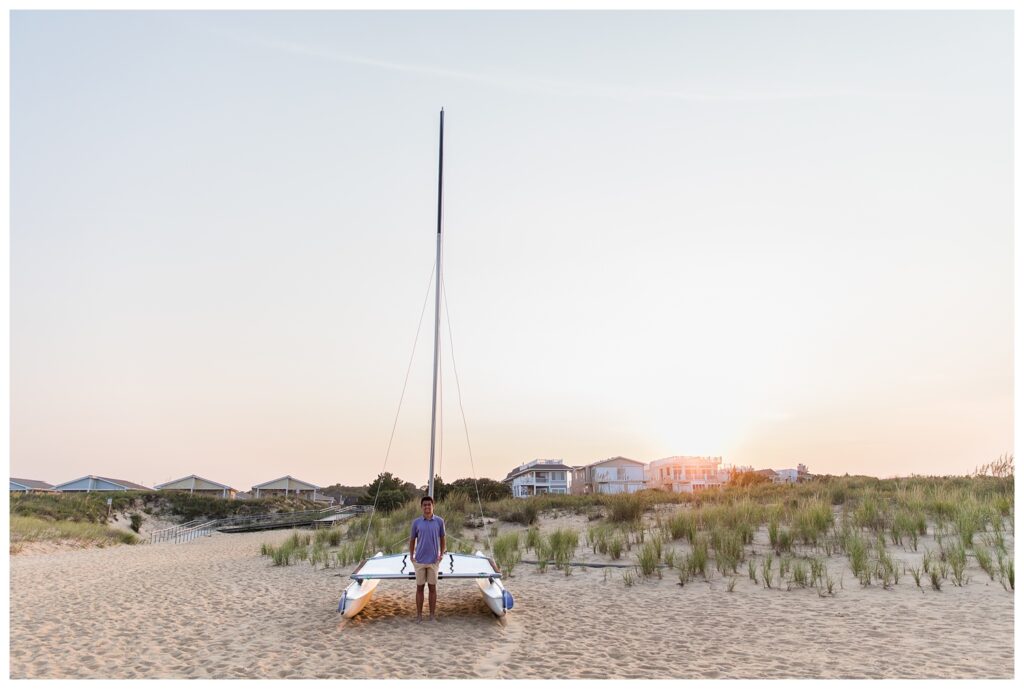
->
xmin=338 ymin=590 xmax=347 ymax=614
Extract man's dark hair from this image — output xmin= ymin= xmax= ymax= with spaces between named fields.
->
xmin=421 ymin=495 xmax=434 ymax=505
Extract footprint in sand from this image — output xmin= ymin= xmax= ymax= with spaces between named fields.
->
xmin=471 ymin=618 xmax=526 ymax=679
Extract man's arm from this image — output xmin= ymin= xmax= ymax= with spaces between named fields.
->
xmin=409 ymin=537 xmax=417 ymax=562
xmin=437 ymin=534 xmax=446 ymax=563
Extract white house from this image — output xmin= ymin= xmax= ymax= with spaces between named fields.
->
xmin=502 ymin=459 xmax=571 ymax=498
xmin=155 ymin=474 xmax=238 ymax=499
xmin=10 ymin=478 xmax=59 ymax=494
xmin=774 ymin=464 xmax=810 ymax=484
xmin=571 ymin=457 xmax=647 ymax=495
xmin=646 ymin=456 xmax=731 ymax=493
xmin=251 ymin=475 xmax=321 ymax=500
xmin=53 ymin=476 xmax=153 ymax=492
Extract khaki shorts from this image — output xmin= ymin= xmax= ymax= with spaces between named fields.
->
xmin=414 ymin=561 xmax=439 ymax=586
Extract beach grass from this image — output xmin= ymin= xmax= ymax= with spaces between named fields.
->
xmin=608 ymin=535 xmax=624 ymax=560
xmin=544 ymin=528 xmax=580 ymax=567
xmin=10 ymin=515 xmax=138 ymax=552
xmin=974 ymin=546 xmax=996 ymax=581
xmin=687 ymin=535 xmax=710 ymax=579
xmin=761 ymin=555 xmax=774 ymax=589
xmin=493 ymin=531 xmax=522 ymax=576
xmin=710 ymin=527 xmax=743 ymax=574
xmin=525 ymin=525 xmax=542 ymax=554
xmin=261 ymin=530 xmax=310 ymax=566
xmin=665 ymin=510 xmax=696 ymax=542
xmin=320 ymin=473 xmax=1015 ymax=597
xmin=997 ymin=553 xmax=1014 ymax=591
xmin=947 ymin=541 xmax=969 ymax=587
xmin=607 ymin=494 xmax=648 ymax=524
xmin=791 ymin=559 xmax=809 ymax=588
xmin=637 ymin=541 xmax=660 ymax=577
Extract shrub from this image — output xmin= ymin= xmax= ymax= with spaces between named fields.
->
xmin=492 ymin=499 xmax=539 ymax=526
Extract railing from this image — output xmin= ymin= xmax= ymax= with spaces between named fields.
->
xmin=146 ymin=505 xmax=361 ymax=543
xmin=214 ymin=505 xmax=346 ymax=532
xmin=148 ymin=519 xmax=211 ymax=544
xmin=312 ymin=504 xmax=374 ymax=528
xmin=170 ymin=520 xmax=219 ymax=543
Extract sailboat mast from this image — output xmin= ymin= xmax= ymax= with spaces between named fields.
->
xmin=427 ymin=109 xmax=444 ymax=499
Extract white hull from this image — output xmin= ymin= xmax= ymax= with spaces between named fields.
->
xmin=475 ymin=551 xmax=511 ymax=616
xmin=339 ymin=551 xmax=383 ymax=618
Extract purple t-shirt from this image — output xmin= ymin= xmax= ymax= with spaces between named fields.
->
xmin=410 ymin=515 xmax=445 ymax=564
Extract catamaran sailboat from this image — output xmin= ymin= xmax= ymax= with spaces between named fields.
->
xmin=338 ymin=110 xmax=514 ymax=619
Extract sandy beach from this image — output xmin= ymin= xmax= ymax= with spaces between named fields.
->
xmin=8 ymin=512 xmax=1014 ymax=680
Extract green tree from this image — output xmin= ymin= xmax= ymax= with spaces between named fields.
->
xmin=321 ymin=483 xmax=369 ymax=505
xmin=361 ymin=472 xmax=412 ymax=512
xmin=450 ymin=477 xmax=511 ymax=501
xmin=429 ymin=475 xmax=450 ymax=502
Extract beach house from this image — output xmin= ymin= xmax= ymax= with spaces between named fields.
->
xmin=646 ymin=456 xmax=732 ymax=493
xmin=251 ymin=475 xmax=321 ymax=500
xmin=9 ymin=478 xmax=59 ymax=494
xmin=774 ymin=464 xmax=811 ymax=484
xmin=53 ymin=476 xmax=153 ymax=492
xmin=570 ymin=457 xmax=647 ymax=495
xmin=502 ymin=459 xmax=571 ymax=498
xmin=155 ymin=475 xmax=238 ymax=499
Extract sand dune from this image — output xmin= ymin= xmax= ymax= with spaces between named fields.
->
xmin=8 ymin=517 xmax=1014 ymax=679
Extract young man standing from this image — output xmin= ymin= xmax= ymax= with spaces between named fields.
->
xmin=409 ymin=495 xmax=446 ymax=621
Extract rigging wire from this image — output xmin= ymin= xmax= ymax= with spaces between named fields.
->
xmin=360 ymin=261 xmax=436 ymax=556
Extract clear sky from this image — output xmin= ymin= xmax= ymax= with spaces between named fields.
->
xmin=10 ymin=10 xmax=1013 ymax=490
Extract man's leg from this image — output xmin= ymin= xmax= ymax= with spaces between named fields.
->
xmin=427 ymin=584 xmax=437 ymax=620
xmin=416 ymin=584 xmax=425 ymax=620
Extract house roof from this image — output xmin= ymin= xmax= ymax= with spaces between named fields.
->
xmin=155 ymin=474 xmax=236 ymax=491
xmin=754 ymin=469 xmax=778 ymax=476
xmin=251 ymin=475 xmax=320 ymax=490
xmin=579 ymin=456 xmax=646 ymax=469
xmin=54 ymin=475 xmax=153 ymax=491
xmin=96 ymin=476 xmax=152 ymax=490
xmin=10 ymin=478 xmax=56 ymax=491
xmin=503 ymin=462 xmax=572 ymax=481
